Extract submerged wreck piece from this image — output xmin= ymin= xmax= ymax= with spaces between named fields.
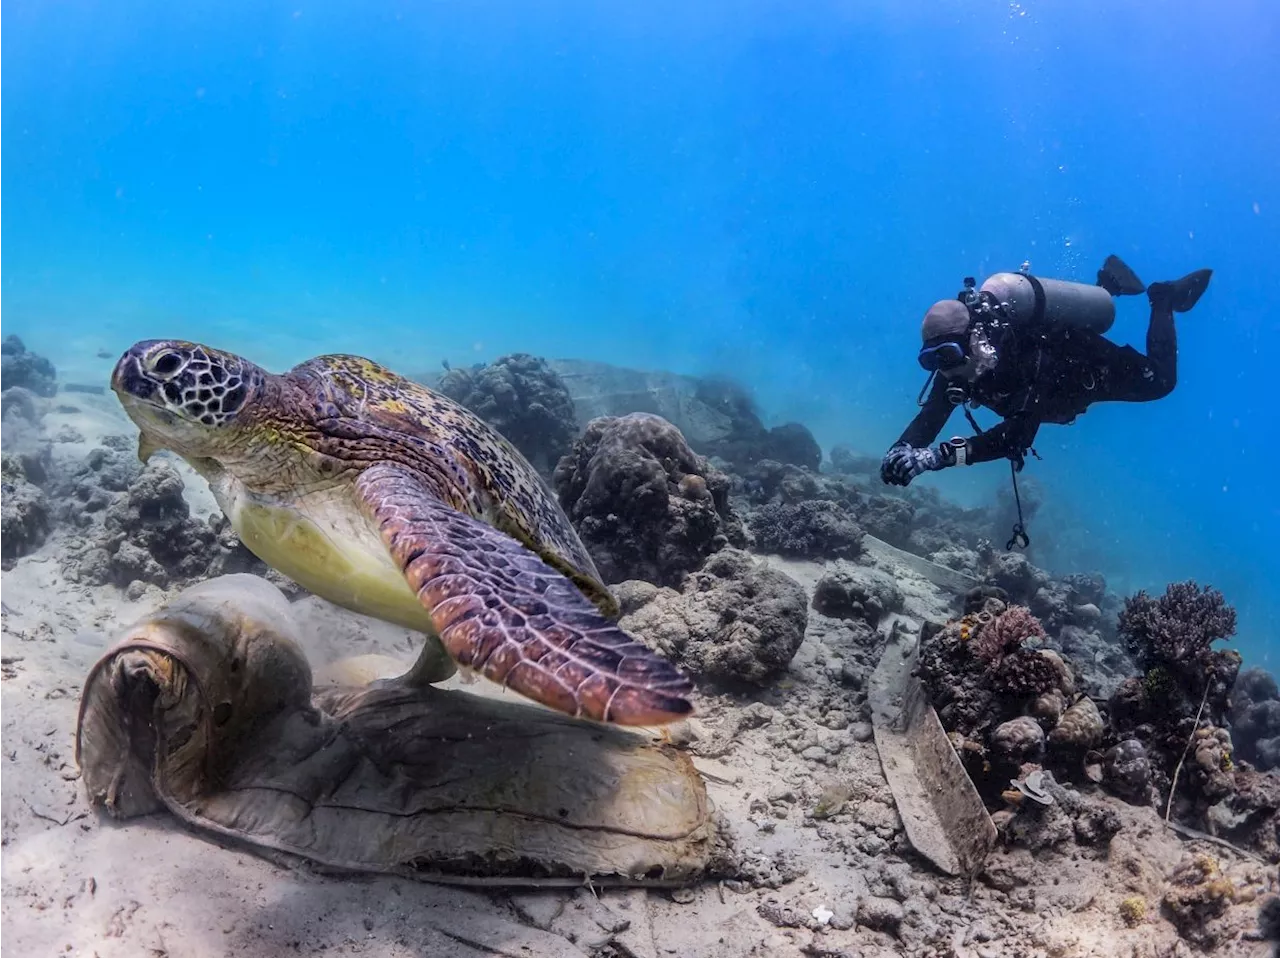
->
xmin=861 ymin=533 xmax=982 ymax=594
xmin=76 ymin=574 xmax=715 ymax=886
xmin=868 ymin=616 xmax=997 ymax=877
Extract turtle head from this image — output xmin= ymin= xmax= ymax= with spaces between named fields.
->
xmin=112 ymin=340 xmax=267 ymax=462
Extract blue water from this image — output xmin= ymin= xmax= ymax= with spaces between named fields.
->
xmin=4 ymin=1 xmax=1277 ymax=664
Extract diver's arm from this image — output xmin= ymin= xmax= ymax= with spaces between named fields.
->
xmin=895 ymin=375 xmax=954 ymax=448
xmin=962 ymin=415 xmax=1041 ymax=465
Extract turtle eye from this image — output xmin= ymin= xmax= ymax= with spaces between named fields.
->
xmin=149 ymin=350 xmax=184 ymax=379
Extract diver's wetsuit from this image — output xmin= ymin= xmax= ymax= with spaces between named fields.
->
xmin=896 ymin=304 xmax=1177 ymax=466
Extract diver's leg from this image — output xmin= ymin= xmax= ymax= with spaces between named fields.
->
xmin=1086 ymin=268 xmax=1210 ymax=405
xmin=1141 ymin=304 xmax=1177 ymax=396
xmin=1083 ymin=310 xmax=1175 ymax=404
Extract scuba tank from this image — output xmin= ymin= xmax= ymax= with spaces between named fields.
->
xmin=959 ymin=255 xmax=1145 ymax=335
xmin=978 ymin=270 xmax=1116 ymax=334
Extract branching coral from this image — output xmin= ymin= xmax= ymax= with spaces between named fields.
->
xmin=917 ymin=602 xmax=1066 ymax=766
xmin=1119 ymin=580 xmax=1236 ymax=673
xmin=970 ymin=605 xmax=1047 ymax=665
xmin=992 ymin=648 xmax=1060 ymax=698
xmin=1118 ymin=580 xmax=1241 ymax=724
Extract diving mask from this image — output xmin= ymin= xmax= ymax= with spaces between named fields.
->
xmin=918 ymin=339 xmax=968 ymax=372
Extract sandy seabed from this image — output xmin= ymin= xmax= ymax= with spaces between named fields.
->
xmin=2 ymin=388 xmax=1275 ymax=958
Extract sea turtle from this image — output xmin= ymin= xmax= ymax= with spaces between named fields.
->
xmin=109 ymin=340 xmax=693 ymax=725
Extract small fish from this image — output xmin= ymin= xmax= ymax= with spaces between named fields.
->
xmin=96 ymin=349 xmax=113 ymax=359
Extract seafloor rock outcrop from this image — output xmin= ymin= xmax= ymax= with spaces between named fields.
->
xmin=705 ymin=421 xmax=822 ymax=472
xmin=827 ymin=444 xmax=880 ymax=477
xmin=899 ymin=485 xmax=989 ymax=557
xmin=52 ymin=438 xmax=142 ymax=528
xmin=690 ymin=376 xmax=761 ymax=439
xmin=1 ymin=335 xmax=57 ymax=397
xmin=749 ymin=499 xmax=865 ymax=561
xmin=616 ymin=548 xmax=807 ymax=685
xmin=754 ymin=461 xmax=917 ymax=552
xmin=553 ymin=413 xmax=744 ymax=587
xmin=437 ymin=353 xmax=578 ymax=474
xmin=811 ymin=561 xmax=904 ymax=628
xmin=982 ymin=553 xmax=1119 ymax=632
xmin=740 ymin=459 xmax=855 ymax=509
xmin=2 ymin=383 xmax=52 ymax=469
xmin=739 ymin=457 xmax=915 ymax=543
xmin=1 ymin=452 xmax=51 ymax=569
xmin=694 ymin=378 xmax=822 ymax=472
xmin=857 ymin=494 xmax=916 ymax=549
xmin=61 ymin=455 xmax=264 ymax=592
xmin=1230 ymin=667 xmax=1280 ymax=772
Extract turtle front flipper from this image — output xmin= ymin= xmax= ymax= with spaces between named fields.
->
xmin=353 ymin=464 xmax=695 ymax=726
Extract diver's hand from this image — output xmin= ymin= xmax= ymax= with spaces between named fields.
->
xmin=881 ymin=442 xmax=948 ymax=486
xmin=880 ymin=442 xmax=911 ymax=485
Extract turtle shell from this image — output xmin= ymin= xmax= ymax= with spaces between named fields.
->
xmin=283 ymin=354 xmax=617 ymax=616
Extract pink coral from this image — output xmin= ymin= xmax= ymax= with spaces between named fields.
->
xmin=971 ymin=606 xmax=1047 ymax=665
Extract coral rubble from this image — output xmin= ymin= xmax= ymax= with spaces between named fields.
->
xmin=61 ymin=454 xmax=264 ymax=594
xmin=617 ymin=548 xmax=807 ymax=685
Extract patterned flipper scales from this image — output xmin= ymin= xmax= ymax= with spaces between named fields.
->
xmin=354 ymin=464 xmax=694 ymax=725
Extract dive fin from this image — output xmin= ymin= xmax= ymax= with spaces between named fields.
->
xmin=1147 ymin=268 xmax=1213 ymax=313
xmin=1096 ymin=255 xmax=1146 ymax=296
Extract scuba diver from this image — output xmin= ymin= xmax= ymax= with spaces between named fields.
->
xmin=879 ymin=255 xmax=1213 ymax=541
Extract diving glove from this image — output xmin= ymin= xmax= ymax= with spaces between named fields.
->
xmin=881 ymin=439 xmax=965 ymax=486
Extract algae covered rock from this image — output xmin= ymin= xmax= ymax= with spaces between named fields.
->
xmin=1161 ymin=853 xmax=1237 ymax=949
xmin=1229 ymin=667 xmax=1280 ymax=771
xmin=63 ymin=458 xmax=263 ymax=589
xmin=553 ymin=412 xmax=744 ymax=587
xmin=619 ymin=548 xmax=807 ymax=685
xmin=1 ymin=453 xmax=50 ymax=569
xmin=811 ymin=561 xmax=904 ymax=627
xmin=749 ymin=499 xmax=864 ymax=561
xmin=437 ymin=352 xmax=577 ymax=473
